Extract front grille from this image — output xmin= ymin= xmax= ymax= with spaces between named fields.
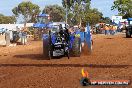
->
xmin=55 ymin=44 xmax=62 ymax=48
xmin=54 ymin=44 xmax=64 ymax=50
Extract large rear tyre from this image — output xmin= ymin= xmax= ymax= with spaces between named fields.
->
xmin=70 ymin=37 xmax=82 ymax=57
xmin=126 ymin=30 xmax=131 ymax=38
xmin=43 ymin=32 xmax=52 ymax=59
xmin=43 ymin=37 xmax=49 ymax=58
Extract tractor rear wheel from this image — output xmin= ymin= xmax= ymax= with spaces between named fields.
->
xmin=126 ymin=30 xmax=131 ymax=38
xmin=43 ymin=32 xmax=52 ymax=59
xmin=43 ymin=37 xmax=49 ymax=58
xmin=70 ymin=37 xmax=82 ymax=57
xmin=126 ymin=26 xmax=132 ymax=38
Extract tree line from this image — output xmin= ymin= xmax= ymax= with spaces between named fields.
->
xmin=0 ymin=14 xmax=16 ymax=24
xmin=11 ymin=0 xmax=108 ymax=26
xmin=0 ymin=0 xmax=131 ymax=25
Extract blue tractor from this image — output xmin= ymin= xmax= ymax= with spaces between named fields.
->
xmin=33 ymin=13 xmax=92 ymax=59
xmin=33 ymin=13 xmax=51 ymax=40
xmin=126 ymin=18 xmax=132 ymax=38
xmin=43 ymin=23 xmax=93 ymax=59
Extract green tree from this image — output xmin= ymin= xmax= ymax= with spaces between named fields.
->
xmin=0 ymin=14 xmax=16 ymax=24
xmin=84 ymin=8 xmax=103 ymax=25
xmin=12 ymin=1 xmax=41 ymax=23
xmin=62 ymin=0 xmax=103 ymax=25
xmin=62 ymin=0 xmax=90 ymax=9
xmin=101 ymin=17 xmax=112 ymax=24
xmin=43 ymin=5 xmax=65 ymax=22
xmin=62 ymin=0 xmax=105 ymax=26
xmin=111 ymin=0 xmax=132 ymax=18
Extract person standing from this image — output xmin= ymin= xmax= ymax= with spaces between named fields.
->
xmin=104 ymin=25 xmax=107 ymax=35
xmin=112 ymin=25 xmax=117 ymax=35
xmin=105 ymin=25 xmax=109 ymax=35
xmin=21 ymin=26 xmax=28 ymax=45
xmin=5 ymin=29 xmax=10 ymax=46
xmin=109 ymin=25 xmax=112 ymax=35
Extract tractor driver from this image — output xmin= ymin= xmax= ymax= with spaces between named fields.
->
xmin=64 ymin=26 xmax=70 ymax=43
xmin=59 ymin=24 xmax=64 ymax=35
xmin=59 ymin=24 xmax=70 ymax=43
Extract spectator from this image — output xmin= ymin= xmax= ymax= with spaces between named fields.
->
xmin=111 ymin=25 xmax=117 ymax=35
xmin=109 ymin=25 xmax=113 ymax=35
xmin=104 ymin=25 xmax=109 ymax=35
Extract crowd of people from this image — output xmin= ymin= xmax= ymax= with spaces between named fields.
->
xmin=92 ymin=23 xmax=118 ymax=35
xmin=104 ymin=24 xmax=118 ymax=35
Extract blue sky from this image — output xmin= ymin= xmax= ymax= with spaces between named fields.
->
xmin=0 ymin=0 xmax=118 ymax=19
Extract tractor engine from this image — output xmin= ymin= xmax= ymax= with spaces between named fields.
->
xmin=49 ymin=30 xmax=69 ymax=57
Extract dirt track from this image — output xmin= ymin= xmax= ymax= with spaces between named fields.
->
xmin=0 ymin=33 xmax=132 ymax=88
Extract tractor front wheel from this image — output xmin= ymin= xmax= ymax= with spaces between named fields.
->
xmin=43 ymin=32 xmax=52 ymax=59
xmin=126 ymin=30 xmax=131 ymax=38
